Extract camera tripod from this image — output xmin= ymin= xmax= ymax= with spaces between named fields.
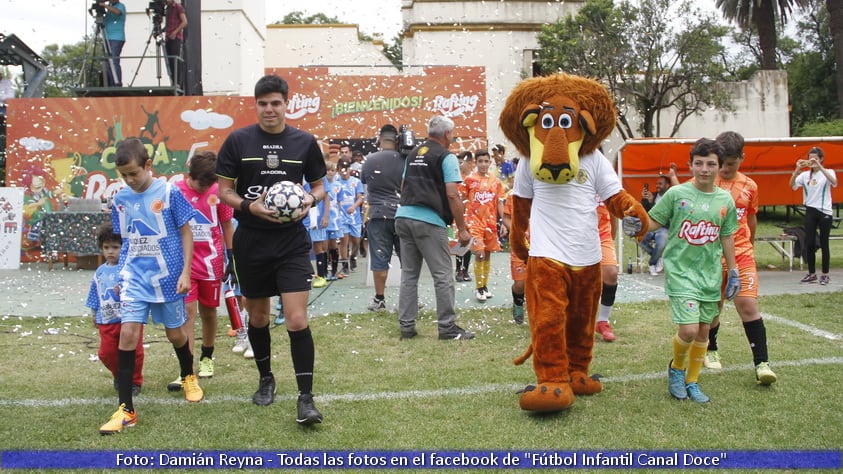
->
xmin=129 ymin=14 xmax=169 ymax=88
xmin=78 ymin=15 xmax=119 ymax=88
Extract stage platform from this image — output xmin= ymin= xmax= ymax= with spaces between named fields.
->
xmin=73 ymin=86 xmax=183 ymax=97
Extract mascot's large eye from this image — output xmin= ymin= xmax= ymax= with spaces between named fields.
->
xmin=541 ymin=113 xmax=555 ymax=129
xmin=558 ymin=113 xmax=573 ymax=129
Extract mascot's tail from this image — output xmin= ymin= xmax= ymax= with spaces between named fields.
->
xmin=513 ymin=344 xmax=533 ymax=365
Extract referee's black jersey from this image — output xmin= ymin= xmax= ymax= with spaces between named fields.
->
xmin=217 ymin=123 xmax=326 ymax=230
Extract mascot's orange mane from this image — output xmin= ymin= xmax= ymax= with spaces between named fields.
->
xmin=499 ymin=74 xmax=617 ymax=184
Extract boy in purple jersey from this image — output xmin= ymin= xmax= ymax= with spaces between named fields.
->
xmin=216 ymin=74 xmax=326 ymax=425
xmin=100 ymin=138 xmax=202 ymax=435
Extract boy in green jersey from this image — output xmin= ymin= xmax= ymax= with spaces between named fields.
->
xmin=625 ymin=138 xmax=740 ymax=403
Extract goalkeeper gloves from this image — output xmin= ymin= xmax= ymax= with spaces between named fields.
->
xmin=725 ymin=268 xmax=740 ymax=300
xmin=622 ymin=216 xmax=642 ymax=236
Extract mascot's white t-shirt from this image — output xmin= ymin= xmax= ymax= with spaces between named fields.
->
xmin=512 ymin=149 xmax=622 ymax=266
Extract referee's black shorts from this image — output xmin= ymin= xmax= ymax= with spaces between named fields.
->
xmin=233 ymin=223 xmax=313 ymax=298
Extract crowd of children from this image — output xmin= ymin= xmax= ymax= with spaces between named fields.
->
xmin=90 ymin=131 xmax=786 ymax=437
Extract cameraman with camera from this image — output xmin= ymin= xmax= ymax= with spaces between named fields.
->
xmin=359 ymin=124 xmax=406 ymax=312
xmin=164 ymin=0 xmax=188 ymax=89
xmin=96 ymin=0 xmax=126 ymax=87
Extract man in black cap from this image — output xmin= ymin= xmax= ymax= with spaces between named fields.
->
xmin=360 ymin=124 xmax=404 ymax=311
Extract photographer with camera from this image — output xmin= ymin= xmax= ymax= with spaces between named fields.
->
xmin=95 ymin=0 xmax=126 ymax=87
xmin=790 ymin=146 xmax=838 ymax=285
xmin=164 ymin=0 xmax=188 ymax=89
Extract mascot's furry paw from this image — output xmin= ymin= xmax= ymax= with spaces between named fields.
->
xmin=518 ymin=383 xmax=574 ymax=412
xmin=570 ymin=371 xmax=602 ymax=395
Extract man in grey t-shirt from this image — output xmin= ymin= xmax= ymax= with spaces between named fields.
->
xmin=360 ymin=125 xmax=404 ymax=311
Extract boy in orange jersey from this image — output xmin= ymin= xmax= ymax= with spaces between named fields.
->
xmin=501 ymin=190 xmax=526 ymax=323
xmin=455 ymin=151 xmax=475 ymax=281
xmin=707 ymin=132 xmax=776 ymax=383
xmin=595 ymin=202 xmax=619 ymax=342
xmin=464 ymin=150 xmax=506 ymax=301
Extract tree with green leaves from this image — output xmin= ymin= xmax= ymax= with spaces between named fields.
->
xmin=825 ymin=0 xmax=843 ymax=118
xmin=715 ymin=0 xmax=811 ymax=69
xmin=276 ymin=11 xmax=373 ymax=41
xmin=786 ymin=0 xmax=839 ymax=132
xmin=276 ymin=11 xmax=403 ymax=67
xmin=382 ymin=36 xmax=403 ymax=69
xmin=535 ymin=0 xmax=733 ymax=139
xmin=40 ymin=39 xmax=101 ymax=97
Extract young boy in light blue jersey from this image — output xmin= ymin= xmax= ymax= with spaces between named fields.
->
xmin=87 ymin=223 xmax=144 ymax=397
xmin=99 ymin=138 xmax=202 ymax=435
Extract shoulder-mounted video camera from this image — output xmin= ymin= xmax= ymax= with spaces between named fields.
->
xmin=398 ymin=125 xmax=417 ymax=157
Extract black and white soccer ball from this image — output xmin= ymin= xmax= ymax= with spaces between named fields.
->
xmin=263 ymin=180 xmax=306 ymax=222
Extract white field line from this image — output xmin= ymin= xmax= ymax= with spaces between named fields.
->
xmin=760 ymin=312 xmax=843 ymax=341
xmin=1 ymin=309 xmax=840 ymax=408
xmin=1 ymin=357 xmax=841 ymax=409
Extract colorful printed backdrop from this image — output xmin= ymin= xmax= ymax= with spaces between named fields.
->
xmin=5 ymin=66 xmax=487 ymax=261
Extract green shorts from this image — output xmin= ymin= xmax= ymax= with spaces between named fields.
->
xmin=669 ymin=297 xmax=719 ymax=325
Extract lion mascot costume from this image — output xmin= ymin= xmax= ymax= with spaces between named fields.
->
xmin=502 ymin=73 xmax=648 ymax=413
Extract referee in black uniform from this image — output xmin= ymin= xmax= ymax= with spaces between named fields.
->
xmin=216 ymin=75 xmax=326 ymax=425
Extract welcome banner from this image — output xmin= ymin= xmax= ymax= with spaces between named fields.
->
xmin=269 ymin=66 xmax=487 ymax=140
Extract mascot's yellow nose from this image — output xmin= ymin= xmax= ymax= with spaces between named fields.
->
xmin=527 ymin=127 xmax=583 ymax=185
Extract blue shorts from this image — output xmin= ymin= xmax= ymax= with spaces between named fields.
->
xmin=367 ymin=218 xmax=400 ymax=271
xmin=120 ymin=299 xmax=187 ymax=329
xmin=341 ymin=222 xmax=363 ymax=239
xmin=309 ymin=227 xmax=327 ymax=243
xmin=326 ymin=229 xmax=343 ymax=241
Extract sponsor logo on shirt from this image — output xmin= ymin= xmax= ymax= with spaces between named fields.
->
xmin=677 ymin=219 xmax=721 ymax=245
xmin=473 ymin=190 xmax=496 ymax=205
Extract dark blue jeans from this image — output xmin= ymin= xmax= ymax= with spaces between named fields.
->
xmin=640 ymin=226 xmax=668 ymax=265
xmin=106 ymin=40 xmax=124 ymax=86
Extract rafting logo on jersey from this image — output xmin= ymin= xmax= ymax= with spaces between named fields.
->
xmin=474 ymin=190 xmax=496 ymax=205
xmin=678 ymin=219 xmax=720 ymax=246
xmin=267 ymin=154 xmax=280 ymax=169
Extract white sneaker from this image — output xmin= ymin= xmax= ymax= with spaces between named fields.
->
xmin=475 ymin=289 xmax=487 ymax=302
xmin=232 ymin=328 xmax=249 ymax=353
xmin=243 ymin=339 xmax=254 ymax=359
xmin=649 ymin=265 xmax=658 ymax=276
xmin=483 ymin=287 xmax=493 ymax=299
xmin=655 ymin=258 xmax=664 ymax=273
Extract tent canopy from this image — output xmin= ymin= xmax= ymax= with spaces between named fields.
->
xmin=618 ymin=137 xmax=843 ymax=207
